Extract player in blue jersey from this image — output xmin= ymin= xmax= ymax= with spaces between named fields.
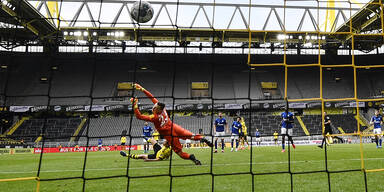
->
xmin=98 ymin=138 xmax=103 ymax=151
xmin=143 ymin=122 xmax=153 ymax=153
xmin=370 ymin=110 xmax=383 ymax=148
xmin=281 ymin=109 xmax=296 ymax=152
xmin=255 ymin=129 xmax=261 ymax=146
xmin=214 ymin=112 xmax=228 ymax=153
xmin=230 ymin=117 xmax=242 ymax=152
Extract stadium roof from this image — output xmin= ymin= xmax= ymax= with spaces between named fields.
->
xmin=0 ymin=0 xmax=382 ymax=52
xmin=0 ymin=0 xmax=56 ymax=39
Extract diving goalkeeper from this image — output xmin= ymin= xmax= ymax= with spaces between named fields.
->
xmin=130 ymin=83 xmax=213 ymax=165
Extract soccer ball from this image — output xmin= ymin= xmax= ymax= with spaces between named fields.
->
xmin=130 ymin=1 xmax=154 ymax=23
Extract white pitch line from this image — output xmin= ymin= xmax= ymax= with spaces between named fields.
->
xmin=1 ymin=157 xmax=383 ymax=174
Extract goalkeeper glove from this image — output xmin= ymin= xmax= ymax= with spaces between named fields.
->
xmin=130 ymin=97 xmax=138 ymax=109
xmin=134 ymin=83 xmax=145 ymax=91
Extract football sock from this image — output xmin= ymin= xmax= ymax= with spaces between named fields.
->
xmin=288 ymin=136 xmax=294 ymax=145
xmin=189 ymin=154 xmax=201 ymax=165
xmin=221 ymin=139 xmax=225 ymax=150
xmin=321 ymin=137 xmax=326 ymax=147
xmin=129 ymin=154 xmax=139 ymax=159
xmin=215 ymin=140 xmax=218 ymax=149
xmin=201 ymin=137 xmax=213 ymax=147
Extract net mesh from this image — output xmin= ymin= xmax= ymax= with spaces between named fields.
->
xmin=0 ymin=0 xmax=384 ymax=191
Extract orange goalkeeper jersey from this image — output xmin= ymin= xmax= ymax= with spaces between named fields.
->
xmin=133 ymin=89 xmax=173 ymax=136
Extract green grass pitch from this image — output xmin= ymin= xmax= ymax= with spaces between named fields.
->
xmin=1 ymin=143 xmax=384 ymax=192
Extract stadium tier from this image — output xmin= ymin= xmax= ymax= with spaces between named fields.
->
xmin=245 ymin=112 xmax=304 ymax=136
xmin=301 ymin=114 xmax=359 ymax=135
xmin=4 ymin=112 xmax=365 ymax=147
xmin=78 ymin=116 xmax=138 ymax=146
xmin=78 ymin=115 xmax=229 ymax=146
xmin=1 ymin=54 xmax=384 ymax=106
xmin=11 ymin=117 xmax=82 ymax=143
xmin=300 ymin=115 xmax=323 ymax=135
xmin=243 ymin=113 xmax=362 ymax=136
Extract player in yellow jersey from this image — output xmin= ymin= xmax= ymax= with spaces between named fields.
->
xmin=152 ymin=131 xmax=160 ymax=142
xmin=239 ymin=117 xmax=250 ymax=150
xmin=120 ymin=136 xmax=127 ymax=146
xmin=120 ymin=138 xmax=171 ymax=161
xmin=273 ymin=131 xmax=279 ymax=145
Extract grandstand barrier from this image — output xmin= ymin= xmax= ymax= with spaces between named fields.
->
xmin=0 ymin=148 xmax=11 ymax=154
xmin=13 ymin=148 xmax=34 ymax=154
xmin=0 ymin=148 xmax=34 ymax=154
xmin=295 ymin=116 xmax=310 ymax=135
xmin=33 ymin=145 xmax=137 ymax=154
xmin=69 ymin=117 xmax=87 ymax=142
xmin=338 ymin=127 xmax=346 ymax=134
xmin=4 ymin=101 xmax=378 ymax=113
xmin=5 ymin=117 xmax=30 ymax=136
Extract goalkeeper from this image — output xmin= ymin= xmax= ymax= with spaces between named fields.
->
xmin=130 ymin=83 xmax=213 ymax=165
xmin=120 ymin=138 xmax=171 ymax=161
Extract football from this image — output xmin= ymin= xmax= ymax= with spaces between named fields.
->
xmin=130 ymin=1 xmax=154 ymax=23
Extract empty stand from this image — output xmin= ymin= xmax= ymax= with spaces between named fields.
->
xmin=11 ymin=117 xmax=82 ymax=143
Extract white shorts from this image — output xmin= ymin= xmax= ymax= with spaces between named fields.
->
xmin=185 ymin=139 xmax=191 ymax=144
xmin=256 ymin=137 xmax=261 ymax=142
xmin=215 ymin=131 xmax=225 ymax=137
xmin=231 ymin=133 xmax=239 ymax=140
xmin=98 ymin=145 xmax=102 ymax=148
xmin=281 ymin=128 xmax=293 ymax=136
xmin=374 ymin=128 xmax=382 ymax=135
